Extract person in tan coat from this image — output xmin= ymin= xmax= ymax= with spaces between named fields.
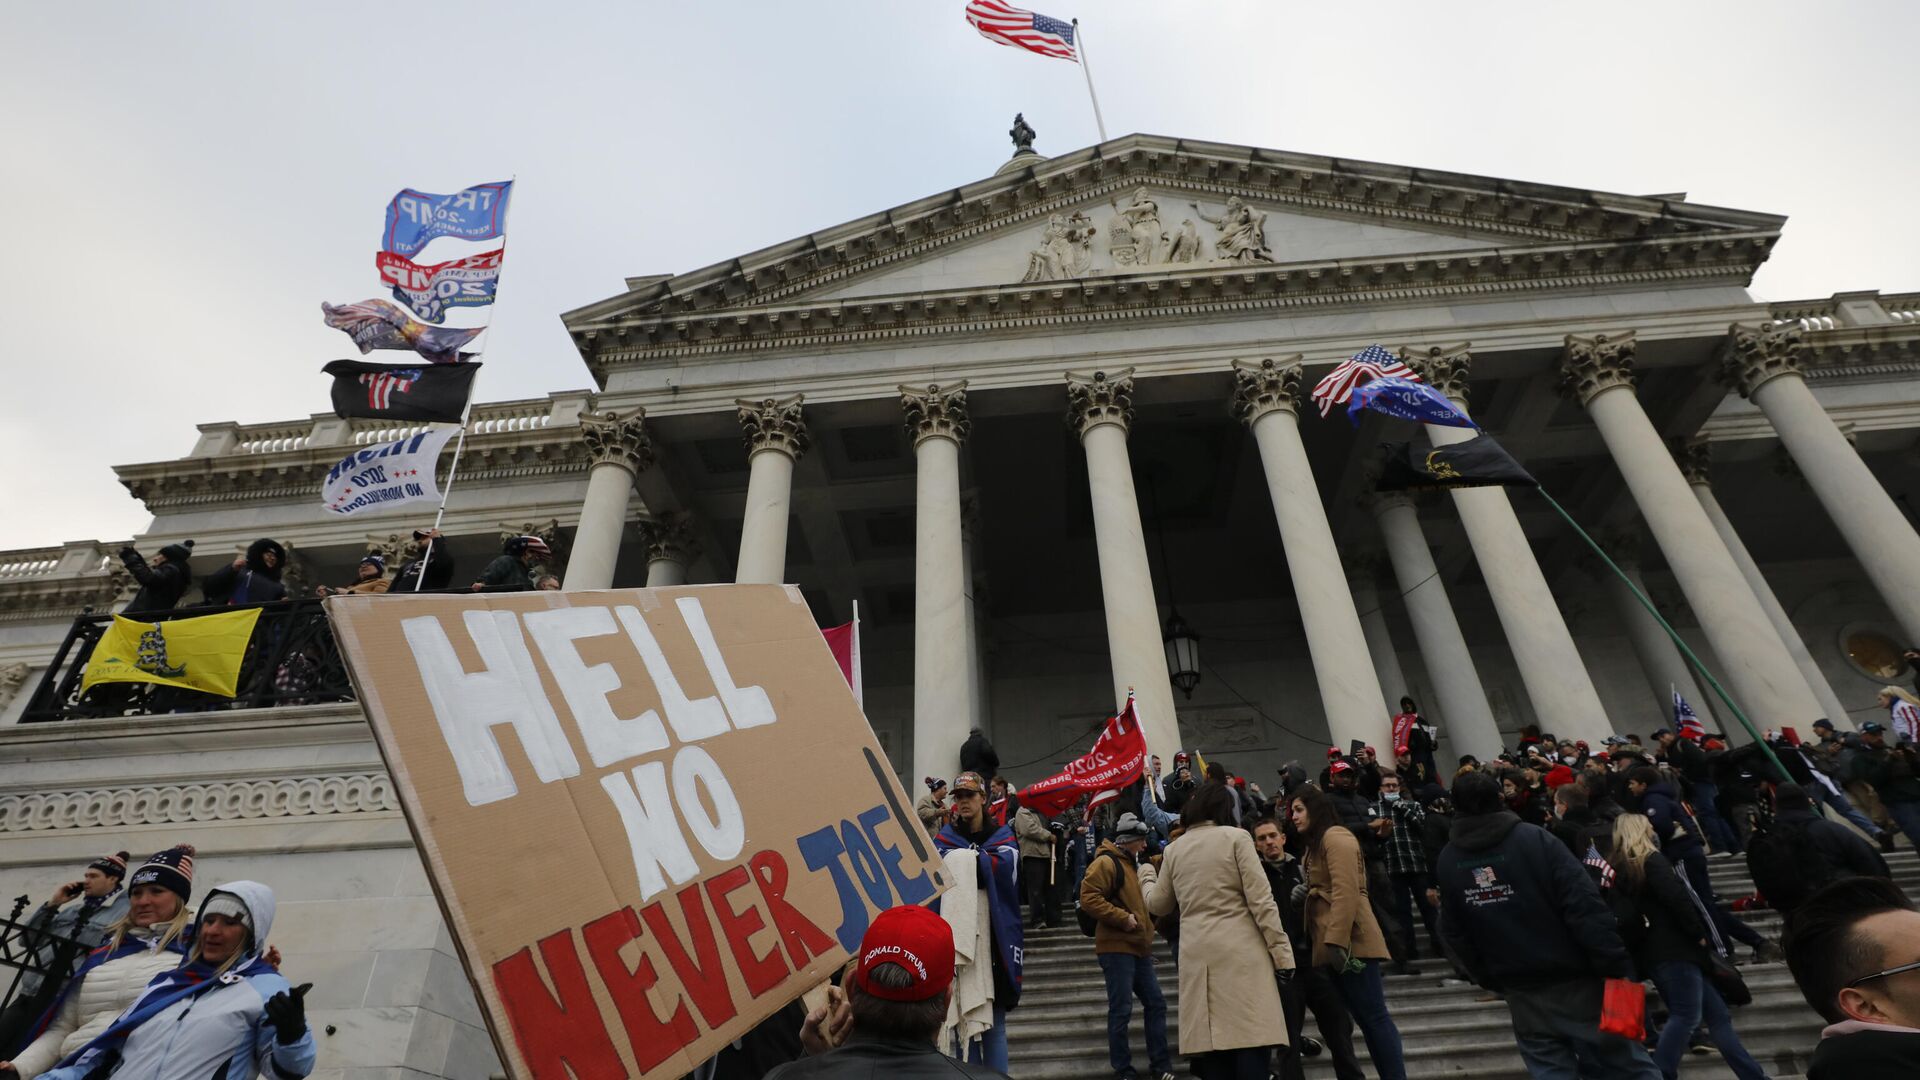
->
xmin=1286 ymin=780 xmax=1407 ymax=1080
xmin=1141 ymin=782 xmax=1293 ymax=1080
xmin=1079 ymin=812 xmax=1171 ymax=1080
xmin=915 ymin=778 xmax=949 ymax=844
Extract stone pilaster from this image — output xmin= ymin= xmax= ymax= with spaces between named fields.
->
xmin=1065 ymin=369 xmax=1135 ymax=438
xmin=1560 ymin=331 xmax=1638 ymax=405
xmin=900 ymin=381 xmax=971 ymax=448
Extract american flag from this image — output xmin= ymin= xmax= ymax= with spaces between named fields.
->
xmin=1583 ymin=842 xmax=1616 ymax=889
xmin=360 ymin=370 xmax=420 ymax=411
xmin=1674 ymin=690 xmax=1706 ymax=740
xmin=1309 ymin=345 xmax=1419 ymax=418
xmin=966 ymin=0 xmax=1077 ymax=60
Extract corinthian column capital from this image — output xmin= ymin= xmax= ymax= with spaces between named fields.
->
xmin=1560 ymin=330 xmax=1639 ymax=406
xmin=636 ymin=511 xmax=699 ymax=565
xmin=1065 ymin=368 xmax=1135 ymax=439
xmin=1228 ymin=356 xmax=1304 ymax=425
xmin=1675 ymin=438 xmax=1712 ymax=486
xmin=1718 ymin=321 xmax=1808 ymax=398
xmin=735 ymin=394 xmax=809 ymax=460
xmin=579 ymin=407 xmax=655 ymax=474
xmin=900 ymin=381 xmax=971 ymax=448
xmin=1402 ymin=343 xmax=1473 ymax=404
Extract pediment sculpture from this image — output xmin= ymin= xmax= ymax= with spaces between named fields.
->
xmin=1022 ymin=210 xmax=1099 ymax=282
xmin=1192 ymin=196 xmax=1273 ymax=263
xmin=1019 ymin=190 xmax=1273 ymax=282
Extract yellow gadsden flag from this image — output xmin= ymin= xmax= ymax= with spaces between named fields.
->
xmin=80 ymin=609 xmax=263 ymax=698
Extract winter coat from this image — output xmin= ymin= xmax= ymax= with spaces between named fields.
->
xmin=390 ymin=547 xmax=455 ymax=593
xmin=476 ymin=553 xmax=534 ymax=591
xmin=1078 ymin=842 xmax=1153 ymax=956
xmin=10 ymin=925 xmax=187 ymax=1079
xmin=1140 ymin=822 xmax=1292 ymax=1054
xmin=19 ymin=892 xmax=130 ymax=997
xmin=1326 ymin=787 xmax=1384 ymax=859
xmin=1639 ymin=780 xmax=1704 ymax=859
xmin=1548 ymin=805 xmax=1614 ymax=863
xmin=200 ymin=540 xmax=287 ymax=606
xmin=1659 ymin=738 xmax=1712 ymax=785
xmin=765 ymin=1034 xmax=1011 ymax=1080
xmin=1301 ymin=825 xmax=1391 ymax=967
xmin=1012 ymin=806 xmax=1055 ymax=861
xmin=914 ymin=791 xmax=948 ymax=841
xmin=1853 ymin=744 xmax=1920 ymax=803
xmin=39 ymin=882 xmax=314 ymax=1080
xmin=958 ymin=731 xmax=1000 ymax=780
xmin=330 ymin=577 xmax=390 ymax=595
xmin=1435 ymin=810 xmax=1634 ymax=992
xmin=1611 ymin=850 xmax=1711 ymax=979
xmin=1161 ymin=775 xmax=1197 ymax=814
xmin=1258 ymin=855 xmax=1312 ymax=955
xmin=1808 ymin=1021 xmax=1920 ymax=1080
xmin=118 ymin=551 xmax=191 ymax=615
xmin=1770 ymin=806 xmax=1891 ymax=881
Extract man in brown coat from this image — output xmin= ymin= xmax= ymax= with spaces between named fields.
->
xmin=1079 ymin=813 xmax=1172 ymax=1080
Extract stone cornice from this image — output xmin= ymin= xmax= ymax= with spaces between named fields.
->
xmin=572 ymin=233 xmax=1777 ymax=373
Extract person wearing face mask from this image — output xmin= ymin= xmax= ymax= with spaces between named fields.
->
xmin=1376 ymin=772 xmax=1441 ymax=965
xmin=1 ymin=847 xmax=197 ymax=1079
xmin=34 ymin=881 xmax=314 ymax=1080
xmin=0 ymin=856 xmax=131 ymax=1057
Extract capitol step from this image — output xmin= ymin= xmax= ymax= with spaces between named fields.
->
xmin=998 ymin=846 xmax=1914 ymax=1078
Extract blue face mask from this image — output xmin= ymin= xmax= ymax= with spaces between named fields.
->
xmin=1382 ymin=791 xmax=1401 ymax=802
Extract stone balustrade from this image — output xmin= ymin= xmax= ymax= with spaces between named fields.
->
xmin=190 ymin=391 xmax=591 ymax=458
xmin=0 ymin=541 xmax=123 ymax=582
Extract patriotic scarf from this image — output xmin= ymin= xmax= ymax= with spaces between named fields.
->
xmin=53 ymin=955 xmax=274 ymax=1076
xmin=29 ymin=927 xmax=191 ymax=1042
xmin=935 ymin=819 xmax=1024 ymax=1007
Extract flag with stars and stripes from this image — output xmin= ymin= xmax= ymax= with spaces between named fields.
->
xmin=1674 ymin=690 xmax=1707 ymax=740
xmin=965 ymin=0 xmax=1077 ymax=60
xmin=1583 ymin=842 xmax=1616 ymax=889
xmin=1310 ymin=344 xmax=1419 ymax=418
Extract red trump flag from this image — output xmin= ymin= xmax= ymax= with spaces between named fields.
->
xmin=1018 ymin=695 xmax=1147 ymax=816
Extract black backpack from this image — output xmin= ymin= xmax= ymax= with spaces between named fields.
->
xmin=1745 ymin=821 xmax=1836 ymax=911
xmin=1076 ymin=850 xmax=1126 ymax=936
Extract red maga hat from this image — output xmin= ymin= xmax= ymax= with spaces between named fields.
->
xmin=853 ymin=905 xmax=954 ymax=1002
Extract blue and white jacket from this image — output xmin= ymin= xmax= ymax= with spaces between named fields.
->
xmin=40 ymin=881 xmax=316 ymax=1080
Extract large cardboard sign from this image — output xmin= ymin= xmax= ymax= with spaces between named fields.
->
xmin=327 ymin=585 xmax=945 ymax=1080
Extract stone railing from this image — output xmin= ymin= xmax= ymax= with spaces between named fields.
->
xmin=1768 ymin=291 xmax=1920 ymax=332
xmin=0 ymin=542 xmax=122 ymax=583
xmin=0 ymin=548 xmax=62 ymax=581
xmin=192 ymin=391 xmax=591 ymax=458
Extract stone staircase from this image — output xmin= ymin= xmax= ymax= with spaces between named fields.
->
xmin=1006 ymin=847 xmax=1920 ymax=1079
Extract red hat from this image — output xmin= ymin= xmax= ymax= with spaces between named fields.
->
xmin=1327 ymin=746 xmax=1343 ymax=759
xmin=1595 ymin=751 xmax=1612 ymax=762
xmin=1329 ymin=760 xmax=1354 ymax=775
xmin=1544 ymin=765 xmax=1577 ymax=790
xmin=1575 ymin=740 xmax=1589 ymax=750
xmin=1364 ymin=746 xmax=1377 ymax=756
xmin=853 ymin=906 xmax=954 ymax=1002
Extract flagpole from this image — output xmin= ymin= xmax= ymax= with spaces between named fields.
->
xmin=1534 ymin=488 xmax=1788 ymax=780
xmin=1071 ymin=19 xmax=1109 ymax=142
xmin=413 ymin=176 xmax=516 ymax=592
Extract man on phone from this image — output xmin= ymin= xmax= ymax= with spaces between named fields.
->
xmin=0 ymin=853 xmax=131 ymax=1055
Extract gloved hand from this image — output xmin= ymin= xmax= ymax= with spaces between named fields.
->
xmin=1329 ymin=945 xmax=1351 ymax=971
xmin=263 ymin=983 xmax=311 ymax=1045
xmin=1276 ymin=968 xmax=1294 ymax=985
xmin=1289 ymin=882 xmax=1308 ymax=909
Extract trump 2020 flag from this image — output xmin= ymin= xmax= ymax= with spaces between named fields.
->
xmin=81 ymin=609 xmax=264 ymax=698
xmin=324 ymin=359 xmax=480 ymax=423
xmin=1018 ymin=694 xmax=1147 ymax=816
xmin=321 ymin=426 xmax=460 ymax=517
xmin=1347 ymin=376 xmax=1477 ymax=429
xmin=383 ymin=181 xmax=513 ymax=257
xmin=375 ymin=250 xmax=503 ymax=324
xmin=322 ymin=300 xmax=482 ymax=364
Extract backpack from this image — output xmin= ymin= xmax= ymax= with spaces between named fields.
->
xmin=1076 ymin=850 xmax=1126 ymax=937
xmin=1744 ymin=821 xmax=1836 ymax=911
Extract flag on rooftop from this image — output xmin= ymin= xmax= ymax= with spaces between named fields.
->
xmin=1674 ymin=690 xmax=1706 ymax=740
xmin=321 ymin=300 xmax=482 ymax=364
xmin=1310 ymin=345 xmax=1418 ymax=418
xmin=966 ymin=0 xmax=1077 ymax=60
xmin=323 ymin=359 xmax=480 ymax=423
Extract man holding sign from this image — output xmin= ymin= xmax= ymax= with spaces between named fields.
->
xmin=325 ymin=585 xmax=944 ymax=1080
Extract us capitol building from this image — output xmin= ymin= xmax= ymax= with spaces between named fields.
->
xmin=4 ymin=130 xmax=1919 ymax=1077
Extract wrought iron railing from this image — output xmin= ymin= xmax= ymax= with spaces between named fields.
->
xmin=0 ymin=895 xmax=86 ymax=1025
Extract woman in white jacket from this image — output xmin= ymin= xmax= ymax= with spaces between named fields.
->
xmin=0 ymin=846 xmax=197 ymax=1080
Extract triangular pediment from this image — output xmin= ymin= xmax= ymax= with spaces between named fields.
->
xmin=562 ymin=134 xmax=1784 ymax=368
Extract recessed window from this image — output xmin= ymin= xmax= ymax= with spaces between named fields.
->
xmin=1842 ymin=623 xmax=1909 ymax=681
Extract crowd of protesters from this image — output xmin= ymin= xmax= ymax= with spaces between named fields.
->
xmin=0 ymin=847 xmax=314 ymax=1080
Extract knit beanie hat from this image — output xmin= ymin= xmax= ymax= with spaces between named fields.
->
xmin=89 ymin=851 xmax=131 ymax=880
xmin=200 ymin=892 xmax=252 ymax=934
xmin=129 ymin=845 xmax=196 ymax=902
xmin=924 ymin=776 xmax=947 ymax=792
xmin=360 ymin=554 xmax=386 ymax=573
xmin=157 ymin=539 xmax=195 ymax=564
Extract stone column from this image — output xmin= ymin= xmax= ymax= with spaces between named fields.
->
xmin=1231 ymin=358 xmax=1394 ymax=755
xmin=1346 ymin=560 xmax=1412 ymax=716
xmin=1409 ymin=345 xmax=1615 ymax=743
xmin=1563 ymin=332 xmax=1826 ymax=730
xmin=1369 ymin=492 xmax=1506 ymax=760
xmin=1680 ymin=440 xmax=1855 ymax=727
xmin=637 ymin=512 xmax=698 ymax=588
xmin=733 ymin=395 xmax=808 ymax=585
xmin=1066 ymin=370 xmax=1182 ymax=758
xmin=563 ymin=409 xmax=653 ymax=590
xmin=1586 ymin=533 xmax=1717 ymax=726
xmin=1722 ymin=322 xmax=1920 ymax=643
xmin=902 ymin=383 xmax=978 ymax=783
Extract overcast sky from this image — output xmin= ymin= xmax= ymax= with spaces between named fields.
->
xmin=3 ymin=1 xmax=1913 ymax=551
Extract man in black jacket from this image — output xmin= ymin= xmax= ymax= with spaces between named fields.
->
xmin=117 ymin=540 xmax=195 ymax=613
xmin=1436 ymin=772 xmax=1659 ymax=1079
xmin=1251 ymin=817 xmax=1362 ymax=1080
xmin=1654 ymin=728 xmax=1740 ymax=855
xmin=959 ymin=727 xmax=1000 ymax=780
xmin=391 ymin=528 xmax=456 ymax=593
xmin=201 ymin=537 xmax=288 ymax=605
xmin=1752 ymin=784 xmax=1890 ymax=914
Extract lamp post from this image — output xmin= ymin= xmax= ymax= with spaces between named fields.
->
xmin=1164 ymin=611 xmax=1200 ymax=698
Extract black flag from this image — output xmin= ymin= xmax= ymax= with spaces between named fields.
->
xmin=1376 ymin=434 xmax=1537 ymax=492
xmin=324 ymin=359 xmax=479 ymax=422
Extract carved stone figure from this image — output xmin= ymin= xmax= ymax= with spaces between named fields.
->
xmin=1009 ymin=113 xmax=1036 ymax=156
xmin=1022 ymin=211 xmax=1097 ymax=282
xmin=1166 ymin=218 xmax=1203 ymax=264
xmin=1107 ymin=188 xmax=1165 ymax=266
xmin=1192 ymin=196 xmax=1273 ymax=263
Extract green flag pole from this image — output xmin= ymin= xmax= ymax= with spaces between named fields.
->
xmin=1532 ymin=488 xmax=1789 ymax=781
